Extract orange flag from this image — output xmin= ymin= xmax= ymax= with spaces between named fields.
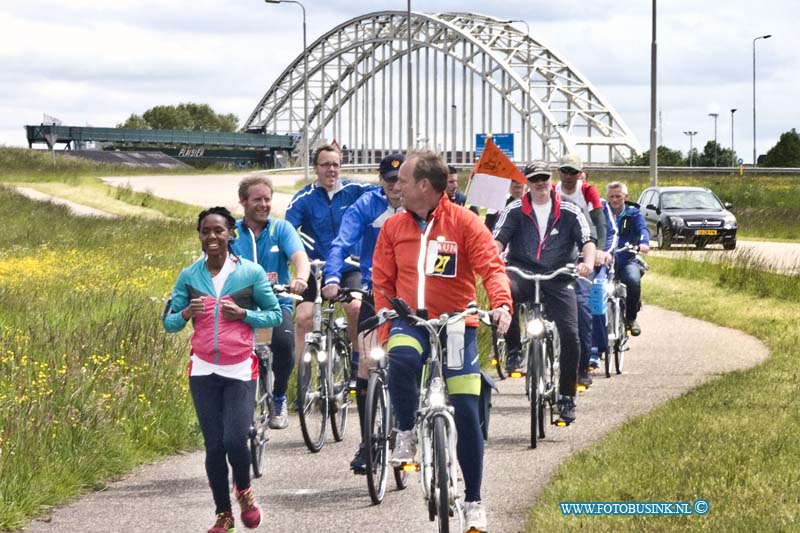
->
xmin=472 ymin=137 xmax=526 ymax=183
xmin=465 ymin=136 xmax=526 ymax=210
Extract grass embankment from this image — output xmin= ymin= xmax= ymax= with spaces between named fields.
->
xmin=0 ymin=189 xmax=201 ymax=530
xmin=0 ymin=147 xmax=214 ymax=220
xmin=526 ymin=254 xmax=800 ymax=531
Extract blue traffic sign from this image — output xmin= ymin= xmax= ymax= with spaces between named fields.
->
xmin=737 ymin=158 xmax=744 ymax=164
xmin=476 ymin=133 xmax=514 ymax=159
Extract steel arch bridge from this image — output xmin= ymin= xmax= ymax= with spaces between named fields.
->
xmin=244 ymin=11 xmax=641 ymax=166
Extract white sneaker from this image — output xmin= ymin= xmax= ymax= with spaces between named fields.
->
xmin=464 ymin=500 xmax=487 ymax=532
xmin=390 ymin=429 xmax=416 ymax=466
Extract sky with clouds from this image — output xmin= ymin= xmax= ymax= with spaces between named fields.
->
xmin=2 ymin=0 xmax=797 ymax=162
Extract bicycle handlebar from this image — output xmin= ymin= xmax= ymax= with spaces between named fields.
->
xmin=505 ymin=264 xmax=578 ymax=282
xmin=359 ymin=298 xmax=492 ymax=333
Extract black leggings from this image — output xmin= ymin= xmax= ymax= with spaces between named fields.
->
xmin=190 ymin=374 xmax=256 ymax=514
xmin=270 ymin=307 xmax=295 ymax=398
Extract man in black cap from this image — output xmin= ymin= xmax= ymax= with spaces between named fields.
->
xmin=492 ymin=161 xmax=596 ymax=425
xmin=322 ymin=153 xmax=404 ymax=474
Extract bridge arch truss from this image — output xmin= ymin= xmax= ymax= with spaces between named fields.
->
xmin=244 ymin=11 xmax=641 ymax=166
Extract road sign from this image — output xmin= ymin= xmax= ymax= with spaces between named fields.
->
xmin=737 ymin=158 xmax=744 ymax=165
xmin=476 ymin=133 xmax=514 ymax=159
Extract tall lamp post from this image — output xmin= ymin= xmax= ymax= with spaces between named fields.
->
xmin=683 ymin=130 xmax=698 ymax=167
xmin=752 ymin=34 xmax=771 ymax=166
xmin=265 ymin=0 xmax=308 ymax=181
xmin=708 ymin=112 xmax=719 ymax=166
xmin=649 ymin=0 xmax=658 ymax=185
xmin=730 ymin=108 xmax=737 ymax=167
xmin=407 ymin=0 xmax=413 ymax=150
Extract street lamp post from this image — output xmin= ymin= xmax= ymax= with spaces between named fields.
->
xmin=708 ymin=112 xmax=719 ymax=166
xmin=649 ymin=0 xmax=658 ymax=185
xmin=752 ymin=34 xmax=772 ymax=166
xmin=265 ymin=0 xmax=308 ymax=181
xmin=407 ymin=0 xmax=413 ymax=150
xmin=504 ymin=19 xmax=531 ymax=161
xmin=683 ymin=130 xmax=698 ymax=167
xmin=730 ymin=108 xmax=737 ymax=167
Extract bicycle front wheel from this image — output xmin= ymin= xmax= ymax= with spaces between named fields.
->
xmin=615 ymin=300 xmax=627 ymax=374
xmin=365 ymin=371 xmax=389 ymax=504
xmin=330 ymin=339 xmax=351 ymax=442
xmin=297 ymin=345 xmax=328 ymax=453
xmin=433 ymin=417 xmax=451 ymax=533
xmin=492 ymin=328 xmax=507 ymax=380
xmin=250 ymin=364 xmax=270 ymax=478
xmin=528 ymin=341 xmax=540 ymax=449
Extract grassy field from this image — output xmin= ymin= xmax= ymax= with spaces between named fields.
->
xmin=0 ymin=189 xmax=201 ymax=529
xmin=1 ymin=147 xmax=798 ymax=529
xmin=526 ymin=254 xmax=800 ymax=531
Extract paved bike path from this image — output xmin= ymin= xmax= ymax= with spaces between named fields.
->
xmin=23 ymin=305 xmax=767 ymax=533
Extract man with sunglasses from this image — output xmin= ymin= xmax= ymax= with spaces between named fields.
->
xmin=321 ymin=153 xmax=405 ymax=475
xmin=555 ymin=154 xmax=609 ymax=387
xmin=493 ymin=161 xmax=596 ymax=425
xmin=286 ymin=144 xmax=375 ymax=389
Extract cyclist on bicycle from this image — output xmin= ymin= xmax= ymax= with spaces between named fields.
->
xmin=372 ymin=150 xmax=512 ymax=533
xmin=286 ymin=144 xmax=376 ymax=387
xmin=492 ymin=161 xmax=595 ymax=425
xmin=163 ymin=207 xmax=282 ymax=533
xmin=606 ymin=181 xmax=650 ymax=336
xmin=554 ymin=154 xmax=609 ymax=390
xmin=232 ymin=175 xmax=310 ymax=430
xmin=321 ymin=153 xmax=405 ymax=475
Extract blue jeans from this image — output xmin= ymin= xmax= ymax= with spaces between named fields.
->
xmin=617 ymin=262 xmax=642 ymax=323
xmin=575 ymin=272 xmax=593 ymax=374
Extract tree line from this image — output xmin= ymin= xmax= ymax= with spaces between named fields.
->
xmin=628 ymin=128 xmax=800 ymax=167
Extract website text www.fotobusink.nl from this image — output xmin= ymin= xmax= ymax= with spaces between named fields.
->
xmin=560 ymin=500 xmax=710 ymax=516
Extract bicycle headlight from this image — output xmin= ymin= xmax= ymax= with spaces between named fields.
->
xmin=604 ymin=282 xmax=615 ymax=296
xmin=369 ymin=346 xmax=386 ymax=361
xmin=302 ymin=350 xmax=313 ymax=363
xmin=316 ymin=350 xmax=327 ymax=363
xmin=527 ymin=318 xmax=546 ymax=337
xmin=429 ymin=378 xmax=446 ymax=407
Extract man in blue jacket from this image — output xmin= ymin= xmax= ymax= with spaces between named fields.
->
xmin=285 ymin=144 xmax=374 ymax=384
xmin=606 ymin=181 xmax=650 ymax=336
xmin=232 ymin=175 xmax=310 ymax=430
xmin=322 ymin=153 xmax=404 ymax=474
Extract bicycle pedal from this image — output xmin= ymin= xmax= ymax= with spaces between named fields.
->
xmin=509 ymin=371 xmax=525 ymax=379
xmin=555 ymin=419 xmax=570 ymax=427
xmin=576 ymin=384 xmax=588 ymax=394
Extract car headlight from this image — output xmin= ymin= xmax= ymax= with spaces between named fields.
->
xmin=668 ymin=216 xmax=685 ymax=228
xmin=723 ymin=216 xmax=737 ymax=229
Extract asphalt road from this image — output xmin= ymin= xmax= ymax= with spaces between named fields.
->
xmin=23 ymin=306 xmax=767 ymax=533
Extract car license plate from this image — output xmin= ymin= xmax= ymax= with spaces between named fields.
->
xmin=695 ymin=229 xmax=717 ymax=236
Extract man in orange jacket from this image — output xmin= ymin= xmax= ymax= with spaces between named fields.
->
xmin=372 ymin=150 xmax=512 ymax=533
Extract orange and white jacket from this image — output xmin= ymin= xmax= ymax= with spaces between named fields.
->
xmin=373 ymin=194 xmax=512 ymax=343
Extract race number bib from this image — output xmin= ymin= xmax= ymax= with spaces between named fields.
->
xmin=425 ymin=240 xmax=458 ymax=277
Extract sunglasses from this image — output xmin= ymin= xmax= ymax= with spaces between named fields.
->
xmin=527 ymin=174 xmax=550 ymax=183
xmin=559 ymin=167 xmax=580 ymax=176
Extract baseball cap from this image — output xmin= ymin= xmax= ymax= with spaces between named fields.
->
xmin=379 ymin=153 xmax=405 ymax=180
xmin=559 ymin=153 xmax=583 ymax=172
xmin=522 ymin=161 xmax=551 ymax=181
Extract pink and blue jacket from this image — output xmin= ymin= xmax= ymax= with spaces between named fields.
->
xmin=163 ymin=255 xmax=282 ymax=366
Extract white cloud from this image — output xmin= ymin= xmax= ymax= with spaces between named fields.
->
xmin=2 ymin=0 xmax=797 ymax=161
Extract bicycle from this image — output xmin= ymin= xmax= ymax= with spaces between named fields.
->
xmin=359 ymin=341 xmax=409 ymax=504
xmin=250 ymin=283 xmax=300 ymax=477
xmin=505 ymin=264 xmax=578 ymax=447
xmin=604 ymin=244 xmax=649 ymax=377
xmin=365 ymin=298 xmax=491 ymax=533
xmin=296 ymin=259 xmax=356 ymax=453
